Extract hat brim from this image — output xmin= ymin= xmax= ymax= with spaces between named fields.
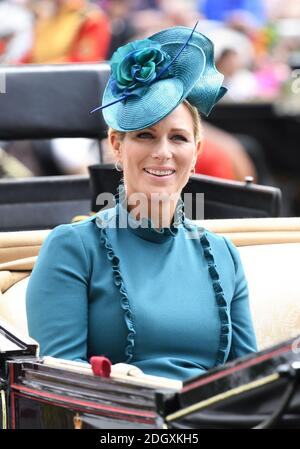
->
xmin=102 ymin=40 xmax=206 ymax=131
xmin=102 ymin=26 xmax=227 ymax=131
xmin=151 ymin=26 xmax=227 ymax=116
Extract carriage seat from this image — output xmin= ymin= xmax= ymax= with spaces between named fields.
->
xmin=1 ymin=217 xmax=300 ymax=351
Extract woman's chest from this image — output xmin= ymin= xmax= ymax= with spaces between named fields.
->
xmin=87 ymin=232 xmax=233 ymax=363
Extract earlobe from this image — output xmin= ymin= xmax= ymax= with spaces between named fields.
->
xmin=109 ymin=132 xmax=119 ymax=151
xmin=109 ymin=132 xmax=122 ymax=160
xmin=196 ymin=140 xmax=203 ymax=156
xmin=192 ymin=140 xmax=202 ymax=167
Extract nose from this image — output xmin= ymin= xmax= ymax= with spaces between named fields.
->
xmin=151 ymin=137 xmax=172 ymax=160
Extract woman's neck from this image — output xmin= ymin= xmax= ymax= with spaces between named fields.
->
xmin=126 ymin=192 xmax=181 ymax=229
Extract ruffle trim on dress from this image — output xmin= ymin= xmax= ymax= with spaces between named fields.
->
xmin=97 ymin=222 xmax=135 ymax=363
xmin=200 ymin=231 xmax=230 ymax=365
xmin=117 ymin=182 xmax=185 ymax=239
xmin=134 ymin=195 xmax=185 ymax=238
xmin=173 ymin=195 xmax=185 ymax=229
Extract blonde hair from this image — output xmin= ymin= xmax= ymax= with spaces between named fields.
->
xmin=108 ymin=99 xmax=202 ymax=144
xmin=182 ymin=100 xmax=202 ymax=143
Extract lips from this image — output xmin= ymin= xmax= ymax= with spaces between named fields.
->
xmin=144 ymin=167 xmax=176 ymax=177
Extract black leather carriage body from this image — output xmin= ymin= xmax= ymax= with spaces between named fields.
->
xmin=1 ymin=320 xmax=300 ymax=429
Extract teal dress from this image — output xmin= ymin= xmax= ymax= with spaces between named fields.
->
xmin=26 ymin=197 xmax=257 ymax=381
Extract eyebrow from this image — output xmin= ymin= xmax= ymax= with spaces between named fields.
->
xmin=171 ymin=128 xmax=191 ymax=133
xmin=145 ymin=127 xmax=191 ymax=134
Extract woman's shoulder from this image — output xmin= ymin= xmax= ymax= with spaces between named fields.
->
xmin=46 ymin=215 xmax=97 ymax=241
xmin=184 ymin=218 xmax=241 ymax=267
xmin=48 ymin=207 xmax=117 ymax=237
xmin=41 ymin=211 xmax=105 ymax=252
xmin=184 ymin=218 xmax=226 ymax=245
xmin=43 ymin=207 xmax=119 ymax=253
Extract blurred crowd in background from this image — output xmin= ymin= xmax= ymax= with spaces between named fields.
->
xmin=1 ymin=0 xmax=300 ymax=98
xmin=0 ymin=0 xmax=300 ymax=214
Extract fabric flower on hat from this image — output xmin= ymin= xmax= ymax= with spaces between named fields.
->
xmin=110 ymin=39 xmax=173 ymax=98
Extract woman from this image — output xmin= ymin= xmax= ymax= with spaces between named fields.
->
xmin=26 ymin=25 xmax=257 ymax=381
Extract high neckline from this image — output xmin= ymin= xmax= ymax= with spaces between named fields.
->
xmin=115 ymin=185 xmax=185 ymax=244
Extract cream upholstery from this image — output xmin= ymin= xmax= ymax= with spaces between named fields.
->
xmin=0 ymin=229 xmax=49 ymax=266
xmin=0 ymin=276 xmax=30 ymax=336
xmin=1 ymin=218 xmax=300 ymax=353
xmin=240 ymin=243 xmax=300 ymax=349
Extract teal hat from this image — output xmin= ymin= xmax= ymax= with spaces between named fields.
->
xmin=91 ymin=24 xmax=227 ymax=132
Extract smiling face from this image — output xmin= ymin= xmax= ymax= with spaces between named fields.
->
xmin=109 ymin=102 xmax=201 ymax=204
